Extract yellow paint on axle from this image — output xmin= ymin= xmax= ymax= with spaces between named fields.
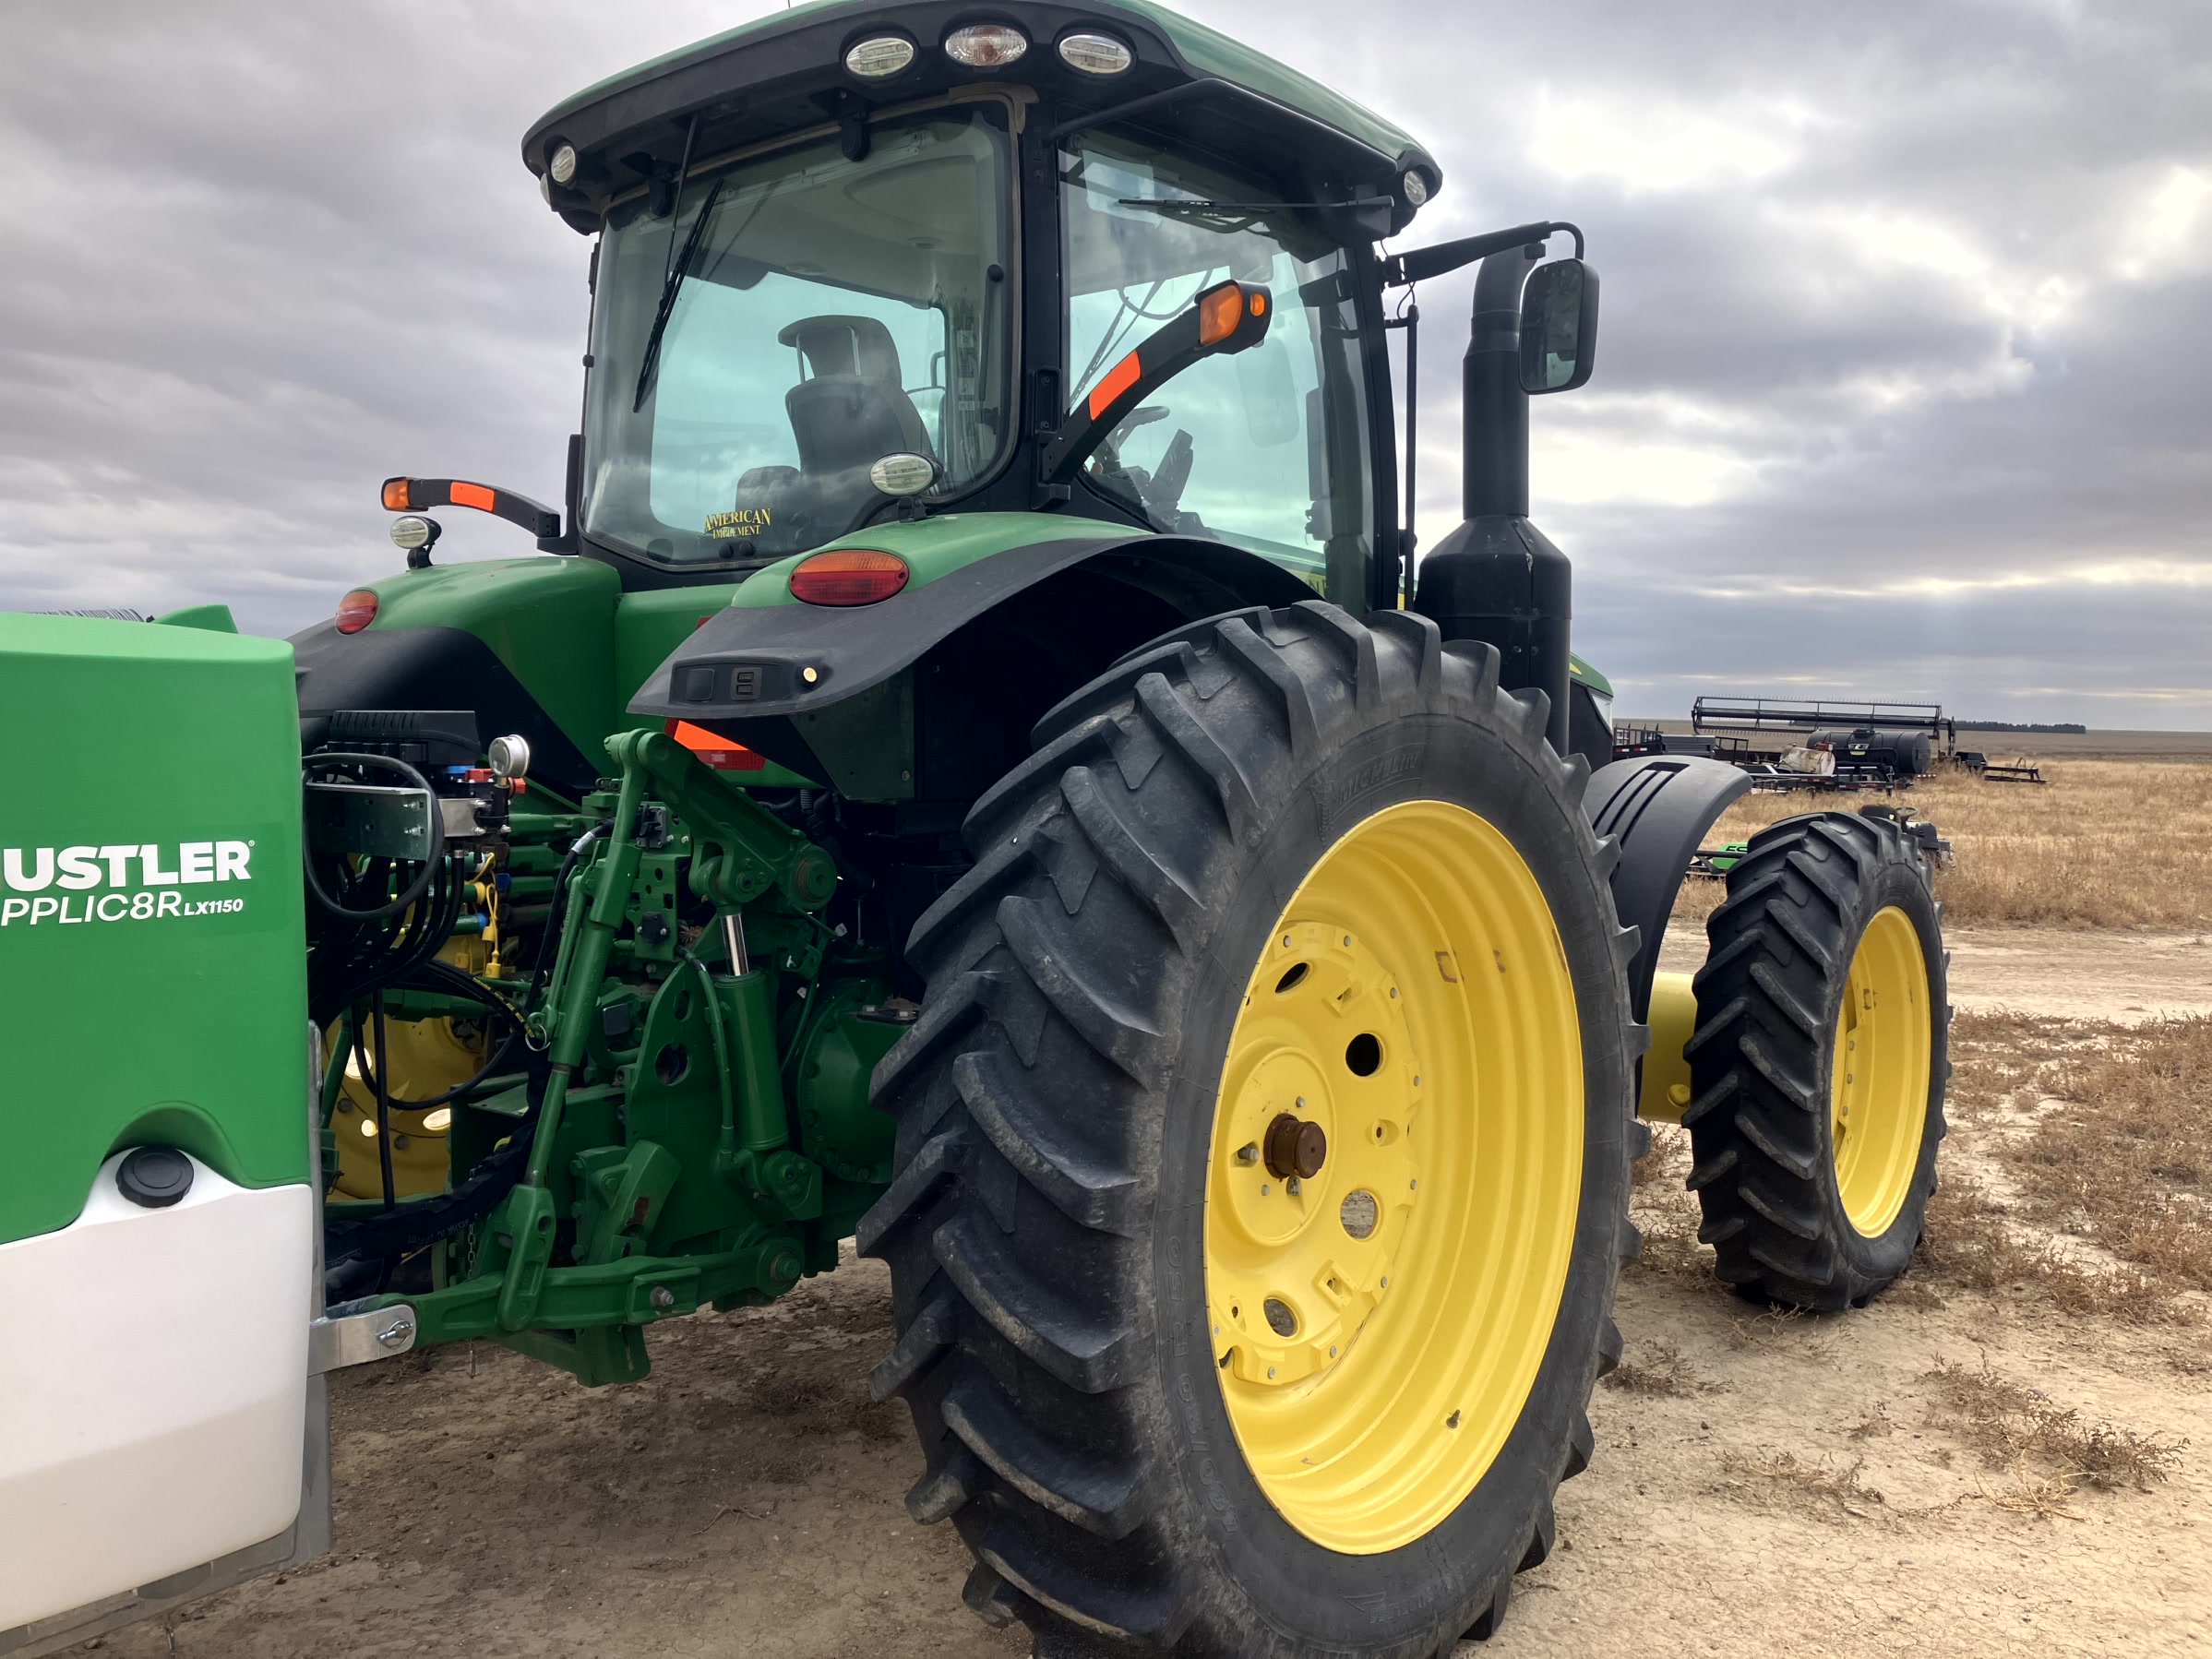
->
xmin=1639 ymin=970 xmax=1698 ymax=1124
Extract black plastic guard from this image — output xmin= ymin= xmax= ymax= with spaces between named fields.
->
xmin=1586 ymin=754 xmax=1753 ymax=1020
xmin=292 ymin=621 xmax=601 ymax=795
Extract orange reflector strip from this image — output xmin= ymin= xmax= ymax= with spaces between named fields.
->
xmin=666 ymin=719 xmax=766 ymax=770
xmin=381 ymin=477 xmax=411 ymax=511
xmin=1198 ymin=281 xmax=1245 ymax=345
xmin=451 ymin=481 xmax=496 ymax=512
xmin=1088 ymin=351 xmax=1142 ymax=420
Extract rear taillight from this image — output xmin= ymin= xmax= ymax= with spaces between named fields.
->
xmin=334 ymin=590 xmax=379 ymax=633
xmin=788 ymin=548 xmax=909 ymax=606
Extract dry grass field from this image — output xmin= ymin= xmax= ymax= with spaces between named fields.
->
xmin=88 ymin=759 xmax=2212 ymax=1659
xmin=1678 ymin=758 xmax=2212 ymax=930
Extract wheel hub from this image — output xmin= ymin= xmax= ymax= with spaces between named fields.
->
xmin=1263 ymin=1112 xmax=1328 ymax=1179
xmin=1210 ymin=922 xmax=1419 ymax=1389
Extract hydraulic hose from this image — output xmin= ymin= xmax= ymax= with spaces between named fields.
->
xmin=526 ymin=823 xmax=606 ymax=1020
xmin=303 ymin=751 xmax=448 ymax=924
xmin=346 ymin=959 xmax=524 ymax=1113
xmin=321 ymin=1106 xmax=539 ymax=1265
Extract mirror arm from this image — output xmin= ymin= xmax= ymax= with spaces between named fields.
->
xmin=1039 ymin=285 xmax=1273 ymax=483
xmin=380 ymin=477 xmax=563 ymax=542
xmin=1382 ymin=221 xmax=1582 ymax=289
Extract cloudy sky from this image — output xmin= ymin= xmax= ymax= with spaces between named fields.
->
xmin=3 ymin=0 xmax=2206 ymax=725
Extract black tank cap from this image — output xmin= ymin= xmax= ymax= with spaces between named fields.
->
xmin=117 ymin=1146 xmax=194 ymax=1209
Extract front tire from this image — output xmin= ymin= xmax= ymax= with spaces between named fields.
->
xmin=859 ymin=603 xmax=1639 ymax=1656
xmin=1683 ymin=810 xmax=1949 ymax=1308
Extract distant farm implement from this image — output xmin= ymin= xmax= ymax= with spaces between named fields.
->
xmin=1626 ymin=694 xmax=2052 ymax=794
xmin=1957 ymin=752 xmax=2051 ymax=784
xmin=1691 ymin=695 xmax=1945 ymax=790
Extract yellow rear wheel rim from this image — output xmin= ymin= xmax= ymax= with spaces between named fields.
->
xmin=328 ymin=1015 xmax=476 ymax=1200
xmin=1204 ymin=800 xmax=1584 ymax=1555
xmin=1830 ymin=905 xmax=1932 ymax=1237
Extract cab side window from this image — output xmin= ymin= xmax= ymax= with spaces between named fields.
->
xmin=1061 ymin=133 xmax=1374 ymax=605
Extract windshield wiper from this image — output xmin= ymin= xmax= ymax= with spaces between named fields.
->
xmin=631 ymin=175 xmax=725 ymax=413
xmin=1116 ymin=196 xmax=1389 ymax=213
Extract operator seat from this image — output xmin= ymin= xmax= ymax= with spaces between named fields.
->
xmin=779 ymin=315 xmax=935 ymax=478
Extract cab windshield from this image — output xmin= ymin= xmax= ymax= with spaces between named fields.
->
xmin=584 ymin=105 xmax=1016 ymax=565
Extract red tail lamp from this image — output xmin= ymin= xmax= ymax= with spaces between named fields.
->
xmin=789 ymin=548 xmax=909 ymax=606
xmin=335 ymin=589 xmax=379 ymax=633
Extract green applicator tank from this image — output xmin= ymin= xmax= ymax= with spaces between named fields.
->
xmin=0 ymin=613 xmax=320 ymax=1643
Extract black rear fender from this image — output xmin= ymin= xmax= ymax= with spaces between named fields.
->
xmin=630 ymin=533 xmax=1315 ymax=799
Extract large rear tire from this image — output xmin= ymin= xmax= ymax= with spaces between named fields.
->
xmin=1683 ymin=810 xmax=1949 ymax=1308
xmin=859 ymin=603 xmax=1639 ymax=1656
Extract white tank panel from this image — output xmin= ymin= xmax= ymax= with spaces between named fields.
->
xmin=0 ymin=1152 xmax=311 ymax=1631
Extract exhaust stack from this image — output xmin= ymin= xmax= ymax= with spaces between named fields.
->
xmin=1410 ymin=238 xmax=1597 ymax=758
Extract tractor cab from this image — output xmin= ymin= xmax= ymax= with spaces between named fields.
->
xmin=532 ymin=0 xmax=1441 ymax=615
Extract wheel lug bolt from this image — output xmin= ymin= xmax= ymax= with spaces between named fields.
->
xmin=1286 ymin=1176 xmax=1302 ymax=1196
xmin=1237 ymin=1142 xmax=1260 ymax=1164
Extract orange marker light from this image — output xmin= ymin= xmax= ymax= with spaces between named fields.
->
xmin=665 ymin=719 xmax=766 ymax=770
xmin=381 ymin=478 xmax=412 ymax=511
xmin=1088 ymin=351 xmax=1142 ymax=420
xmin=451 ymin=482 xmax=496 ymax=512
xmin=335 ymin=590 xmax=379 ymax=634
xmin=1250 ymin=292 xmax=1267 ymax=316
xmin=1198 ymin=281 xmax=1247 ymax=345
xmin=789 ymin=547 xmax=910 ymax=606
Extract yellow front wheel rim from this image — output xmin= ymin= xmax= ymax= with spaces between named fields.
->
xmin=1830 ymin=905 xmax=1932 ymax=1237
xmin=1204 ymin=801 xmax=1584 ymax=1555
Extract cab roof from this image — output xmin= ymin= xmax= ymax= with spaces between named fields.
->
xmin=522 ymin=0 xmax=1439 ymax=237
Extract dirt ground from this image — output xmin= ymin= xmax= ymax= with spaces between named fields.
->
xmin=88 ymin=806 xmax=2212 ymax=1656
xmin=1659 ymin=922 xmax=2212 ymax=1024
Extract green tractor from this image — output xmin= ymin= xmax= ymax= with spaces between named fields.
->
xmin=0 ymin=5 xmax=1950 ymax=1654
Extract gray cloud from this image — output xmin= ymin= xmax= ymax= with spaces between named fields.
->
xmin=1 ymin=0 xmax=2206 ymax=723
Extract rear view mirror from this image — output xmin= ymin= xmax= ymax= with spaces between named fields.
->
xmin=1519 ymin=258 xmax=1599 ymax=394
